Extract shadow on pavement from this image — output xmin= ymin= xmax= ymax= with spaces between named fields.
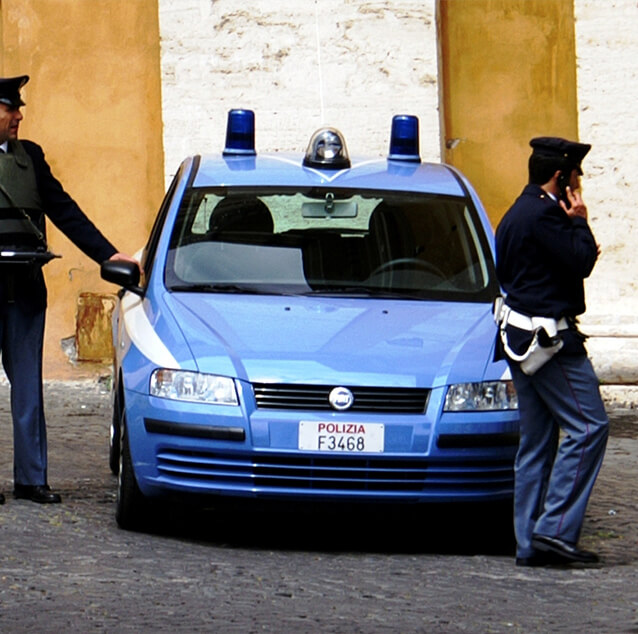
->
xmin=133 ymin=498 xmax=516 ymax=557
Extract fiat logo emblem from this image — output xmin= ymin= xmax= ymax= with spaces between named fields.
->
xmin=329 ymin=387 xmax=354 ymax=411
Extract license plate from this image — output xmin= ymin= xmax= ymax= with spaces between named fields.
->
xmin=298 ymin=421 xmax=384 ymax=453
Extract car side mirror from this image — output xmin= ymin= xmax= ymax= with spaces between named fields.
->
xmin=101 ymin=259 xmax=144 ymax=296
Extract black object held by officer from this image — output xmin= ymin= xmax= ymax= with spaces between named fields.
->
xmin=494 ymin=136 xmax=609 ymax=567
xmin=0 ymin=74 xmax=138 ymax=505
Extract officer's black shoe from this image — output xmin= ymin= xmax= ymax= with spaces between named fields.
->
xmin=515 ymin=550 xmax=564 ymax=567
xmin=0 ymin=492 xmax=5 ymax=505
xmin=531 ymin=534 xmax=599 ymax=564
xmin=14 ymin=484 xmax=62 ymax=504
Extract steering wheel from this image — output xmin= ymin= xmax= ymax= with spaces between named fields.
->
xmin=370 ymin=258 xmax=446 ymax=279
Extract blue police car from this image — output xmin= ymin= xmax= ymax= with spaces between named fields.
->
xmin=101 ymin=110 xmax=519 ymax=530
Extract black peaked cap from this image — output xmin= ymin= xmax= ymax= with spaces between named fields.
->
xmin=0 ymin=75 xmax=29 ymax=108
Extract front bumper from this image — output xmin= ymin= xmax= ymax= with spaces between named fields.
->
xmin=123 ymin=382 xmax=519 ymax=504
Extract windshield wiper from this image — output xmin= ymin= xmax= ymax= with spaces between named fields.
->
xmin=169 ymin=283 xmax=263 ymax=294
xmin=304 ymin=286 xmax=418 ymax=299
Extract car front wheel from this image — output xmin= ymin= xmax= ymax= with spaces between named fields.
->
xmin=116 ymin=419 xmax=150 ymax=531
xmin=109 ymin=386 xmax=122 ymax=475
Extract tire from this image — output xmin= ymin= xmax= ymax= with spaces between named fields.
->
xmin=109 ymin=385 xmax=122 ymax=475
xmin=116 ymin=419 xmax=150 ymax=531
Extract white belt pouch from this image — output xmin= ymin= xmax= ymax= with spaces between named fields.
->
xmin=494 ymin=300 xmax=567 ymax=376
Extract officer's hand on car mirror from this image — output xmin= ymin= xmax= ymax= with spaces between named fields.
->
xmin=108 ymin=252 xmax=144 ymax=277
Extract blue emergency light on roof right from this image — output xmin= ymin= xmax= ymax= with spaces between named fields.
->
xmin=388 ymin=114 xmax=421 ymax=162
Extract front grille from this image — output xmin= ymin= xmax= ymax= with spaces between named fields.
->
xmin=252 ymin=383 xmax=429 ymax=413
xmin=156 ymin=449 xmax=514 ymax=497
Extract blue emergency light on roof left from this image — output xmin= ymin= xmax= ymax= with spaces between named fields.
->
xmin=223 ymin=108 xmax=256 ymax=156
xmin=388 ymin=114 xmax=421 ymax=162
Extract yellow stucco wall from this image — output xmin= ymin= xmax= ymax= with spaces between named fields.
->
xmin=438 ymin=0 xmax=578 ymax=225
xmin=0 ymin=0 xmax=164 ymax=378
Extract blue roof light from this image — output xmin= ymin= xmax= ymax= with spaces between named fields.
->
xmin=388 ymin=114 xmax=421 ymax=162
xmin=223 ymin=109 xmax=256 ymax=156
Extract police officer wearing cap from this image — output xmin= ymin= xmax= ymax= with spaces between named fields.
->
xmin=495 ymin=136 xmax=609 ymax=566
xmin=0 ymin=75 xmax=138 ymax=505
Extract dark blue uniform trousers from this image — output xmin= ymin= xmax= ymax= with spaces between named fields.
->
xmin=509 ymin=353 xmax=608 ymax=559
xmin=0 ymin=290 xmax=48 ymax=487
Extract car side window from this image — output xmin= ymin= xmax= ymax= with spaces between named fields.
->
xmin=142 ymin=168 xmax=182 ymax=282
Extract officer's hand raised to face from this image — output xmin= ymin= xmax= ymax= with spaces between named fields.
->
xmin=561 ymin=186 xmax=588 ymax=220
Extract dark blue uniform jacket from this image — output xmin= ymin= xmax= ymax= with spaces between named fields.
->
xmin=495 ymin=184 xmax=598 ymax=356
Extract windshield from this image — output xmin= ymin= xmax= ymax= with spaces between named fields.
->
xmin=165 ymin=188 xmax=498 ymax=301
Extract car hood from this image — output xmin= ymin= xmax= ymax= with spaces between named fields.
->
xmin=161 ymin=292 xmax=499 ymax=389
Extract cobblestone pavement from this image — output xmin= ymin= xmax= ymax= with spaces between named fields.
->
xmin=0 ymin=380 xmax=636 ymax=633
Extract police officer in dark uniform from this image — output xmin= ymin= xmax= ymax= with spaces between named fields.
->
xmin=495 ymin=136 xmax=608 ymax=566
xmin=0 ymin=75 xmax=137 ymax=505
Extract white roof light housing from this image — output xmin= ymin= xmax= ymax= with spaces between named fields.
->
xmin=303 ymin=127 xmax=351 ymax=169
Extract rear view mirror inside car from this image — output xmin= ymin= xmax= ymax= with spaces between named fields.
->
xmin=302 ymin=200 xmax=358 ymax=218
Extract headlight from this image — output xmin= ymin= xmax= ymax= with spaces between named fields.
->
xmin=150 ymin=369 xmax=239 ymax=405
xmin=444 ymin=381 xmax=518 ymax=411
